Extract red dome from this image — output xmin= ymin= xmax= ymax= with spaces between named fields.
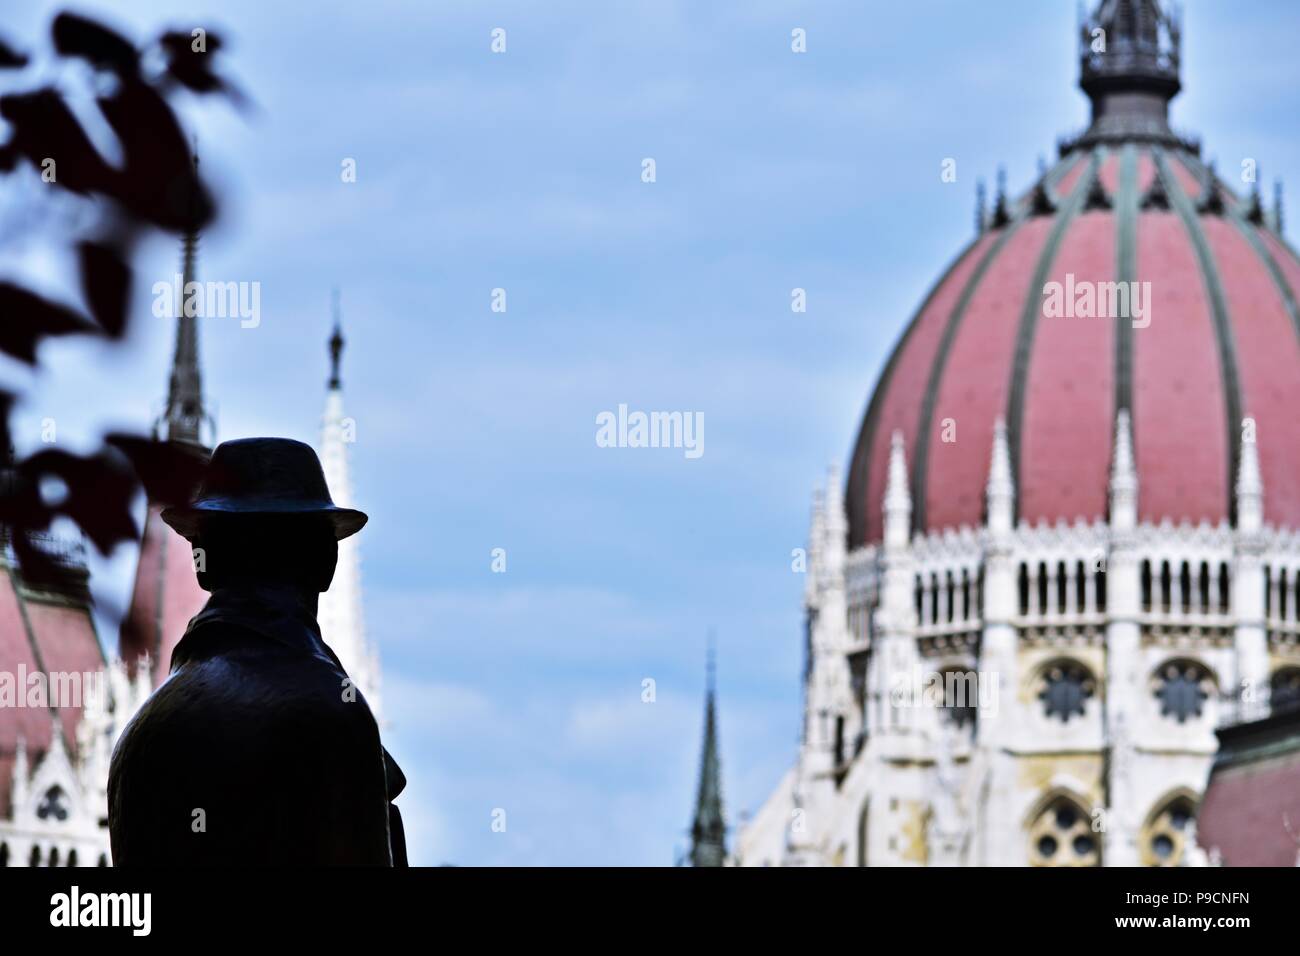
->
xmin=846 ymin=144 xmax=1300 ymax=548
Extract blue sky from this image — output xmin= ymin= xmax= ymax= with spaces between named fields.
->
xmin=3 ymin=1 xmax=1299 ymax=865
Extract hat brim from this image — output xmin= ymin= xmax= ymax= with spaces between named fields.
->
xmin=160 ymin=501 xmax=368 ymax=541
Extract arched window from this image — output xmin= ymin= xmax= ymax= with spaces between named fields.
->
xmin=67 ymin=849 xmax=78 ymax=868
xmin=1151 ymin=660 xmax=1213 ymax=723
xmin=1141 ymin=560 xmax=1153 ymax=611
xmin=1281 ymin=569 xmax=1291 ymax=622
xmin=1140 ymin=795 xmax=1197 ymax=866
xmin=1035 ymin=660 xmax=1096 ymax=723
xmin=1159 ymin=561 xmax=1172 ymax=612
xmin=1265 ymin=566 xmax=1273 ymax=617
xmin=0 ymin=842 xmax=8 ymax=867
xmin=1028 ymin=795 xmax=1099 ymax=866
xmin=97 ymin=854 xmax=108 ymax=867
xmin=1037 ymin=561 xmax=1049 ymax=616
xmin=1218 ymin=562 xmax=1230 ymax=613
xmin=945 ymin=571 xmax=955 ymax=623
xmin=1095 ymin=564 xmax=1107 ymax=611
xmin=1271 ymin=668 xmax=1300 ymax=714
xmin=29 ymin=845 xmax=40 ymax=867
xmin=1018 ymin=563 xmax=1029 ymax=616
xmin=48 ymin=846 xmax=60 ymax=867
xmin=1179 ymin=563 xmax=1191 ymax=613
xmin=1198 ymin=561 xmax=1210 ymax=613
xmin=914 ymin=576 xmax=923 ymax=622
xmin=961 ymin=569 xmax=971 ymax=621
xmin=1075 ymin=561 xmax=1087 ymax=612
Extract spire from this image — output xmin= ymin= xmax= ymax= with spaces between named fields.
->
xmin=689 ymin=639 xmax=726 ymax=867
xmin=317 ymin=292 xmax=380 ymax=716
xmin=1109 ymin=408 xmax=1138 ymax=530
xmin=986 ymin=417 xmax=1015 ymax=534
xmin=328 ymin=287 xmax=344 ymax=390
xmin=1246 ymin=176 xmax=1266 ymax=226
xmin=1274 ymin=180 xmax=1285 ymax=235
xmin=1236 ymin=417 xmax=1263 ymax=533
xmin=1197 ymin=161 xmax=1226 ymax=216
xmin=990 ymin=167 xmax=1011 ymax=229
xmin=159 ymin=147 xmax=208 ymax=447
xmin=974 ymin=178 xmax=987 ymax=235
xmin=1078 ymin=0 xmax=1181 ymax=144
xmin=883 ymin=430 xmax=912 ymax=550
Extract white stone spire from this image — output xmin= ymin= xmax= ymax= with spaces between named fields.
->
xmin=1109 ymin=408 xmax=1138 ymax=532
xmin=1236 ymin=416 xmax=1263 ymax=533
xmin=883 ymin=431 xmax=911 ymax=551
xmin=317 ymin=293 xmax=382 ymax=718
xmin=985 ymin=417 xmax=1014 ymax=535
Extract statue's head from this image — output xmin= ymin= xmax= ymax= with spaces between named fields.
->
xmin=161 ymin=437 xmax=365 ymax=594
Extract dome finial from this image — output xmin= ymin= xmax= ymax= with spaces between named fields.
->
xmin=1078 ymin=0 xmax=1182 ymax=146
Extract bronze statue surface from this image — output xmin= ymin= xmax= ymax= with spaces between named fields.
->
xmin=108 ymin=437 xmax=407 ymax=866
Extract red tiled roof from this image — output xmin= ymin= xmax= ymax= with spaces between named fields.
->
xmin=1198 ymin=714 xmax=1300 ymax=866
xmin=119 ymin=504 xmax=209 ymax=685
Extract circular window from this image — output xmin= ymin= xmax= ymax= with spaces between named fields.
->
xmin=1036 ymin=661 xmax=1096 ymax=723
xmin=1151 ymin=661 xmax=1212 ymax=723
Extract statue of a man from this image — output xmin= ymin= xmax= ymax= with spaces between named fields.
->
xmin=109 ymin=437 xmax=407 ymax=865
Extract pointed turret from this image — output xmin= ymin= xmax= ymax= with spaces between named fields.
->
xmin=688 ymin=643 xmax=726 ymax=867
xmin=1236 ymin=417 xmax=1263 ymax=534
xmin=317 ymin=291 xmax=381 ymax=716
xmin=985 ymin=417 xmax=1015 ymax=535
xmin=120 ymin=150 xmax=213 ymax=683
xmin=158 ymin=151 xmax=209 ymax=446
xmin=883 ymin=431 xmax=911 ymax=551
xmin=1274 ymin=180 xmax=1285 ymax=235
xmin=990 ymin=167 xmax=1011 ymax=229
xmin=1109 ymin=408 xmax=1138 ymax=531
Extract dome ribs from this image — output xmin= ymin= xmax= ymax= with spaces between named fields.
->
xmin=1151 ymin=147 xmax=1241 ymax=522
xmin=1205 ymin=203 xmax=1300 ymax=529
xmin=1115 ymin=145 xmax=1142 ymax=425
xmin=846 ymin=151 xmax=1089 ymax=545
xmin=846 ymin=236 xmax=990 ymax=547
xmin=911 ymin=218 xmax=1029 ymax=533
xmin=1004 ymin=149 xmax=1107 ymax=525
xmin=1019 ymin=192 xmax=1118 ymax=524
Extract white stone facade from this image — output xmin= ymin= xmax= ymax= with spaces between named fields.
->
xmin=0 ymin=659 xmax=150 ymax=868
xmin=737 ymin=413 xmax=1298 ymax=866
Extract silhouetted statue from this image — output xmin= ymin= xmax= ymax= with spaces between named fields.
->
xmin=108 ymin=438 xmax=407 ymax=865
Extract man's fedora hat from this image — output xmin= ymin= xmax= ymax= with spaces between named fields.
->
xmin=161 ymin=437 xmax=367 ymax=541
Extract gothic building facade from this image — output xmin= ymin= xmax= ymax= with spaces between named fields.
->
xmin=0 ymin=236 xmax=381 ymax=866
xmin=738 ymin=0 xmax=1300 ymax=866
